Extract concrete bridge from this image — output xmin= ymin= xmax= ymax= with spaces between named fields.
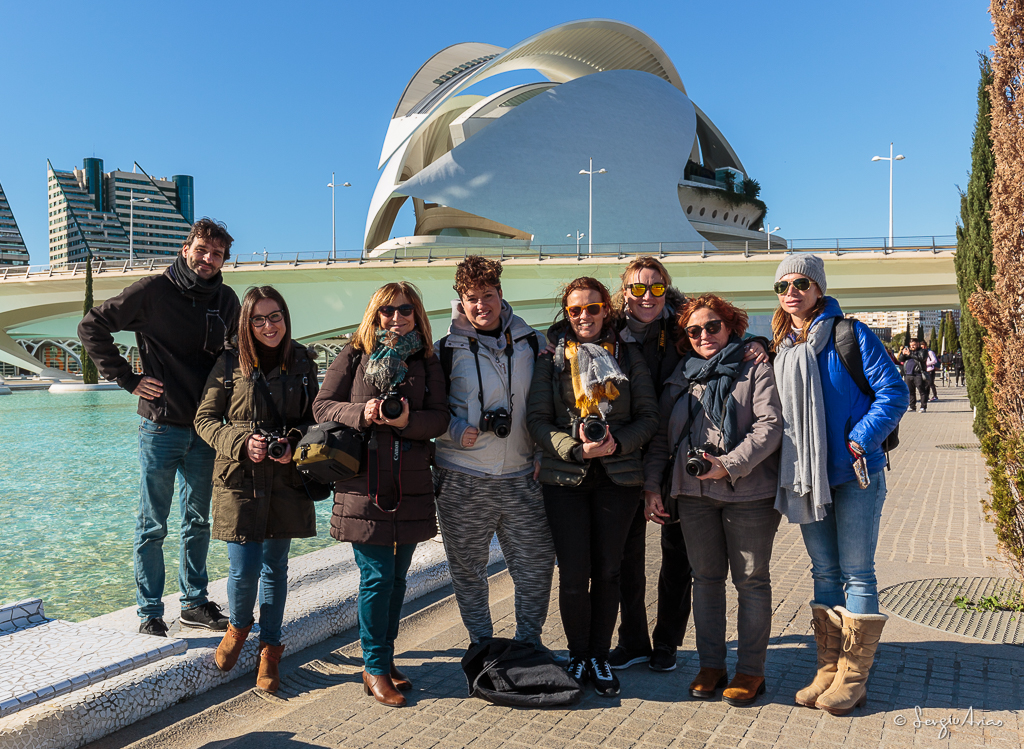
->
xmin=0 ymin=241 xmax=957 ymax=375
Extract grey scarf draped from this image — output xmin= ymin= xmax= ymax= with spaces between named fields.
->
xmin=774 ymin=317 xmax=835 ymax=524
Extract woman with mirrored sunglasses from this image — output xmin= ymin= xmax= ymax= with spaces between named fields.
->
xmin=769 ymin=255 xmax=907 ymax=715
xmin=312 ymin=282 xmax=449 ymax=707
xmin=195 ymin=286 xmax=319 ymax=693
xmin=526 ymin=276 xmax=659 ymax=697
xmin=643 ymin=293 xmax=783 ymax=707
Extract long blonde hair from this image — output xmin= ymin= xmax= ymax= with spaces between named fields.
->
xmin=352 ymin=282 xmax=433 ymax=354
xmin=770 ymin=296 xmax=826 ymax=352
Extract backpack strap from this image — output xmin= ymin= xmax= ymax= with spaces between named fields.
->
xmin=439 ymin=334 xmax=454 ymax=392
xmin=515 ymin=330 xmax=540 ymax=359
xmin=224 ymin=349 xmax=235 ymax=391
xmin=832 ymin=319 xmax=873 ymax=398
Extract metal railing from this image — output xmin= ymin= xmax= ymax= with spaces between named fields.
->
xmin=0 ymin=235 xmax=957 ymax=283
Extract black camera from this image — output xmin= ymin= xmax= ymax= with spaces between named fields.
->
xmin=685 ymin=443 xmax=720 ymax=477
xmin=257 ymin=428 xmax=289 ymax=460
xmin=380 ymin=389 xmax=404 ymax=421
xmin=580 ymin=414 xmax=608 ymax=443
xmin=480 ymin=407 xmax=512 ymax=438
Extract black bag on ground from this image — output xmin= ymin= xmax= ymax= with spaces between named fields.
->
xmin=461 ymin=638 xmax=583 ymax=708
xmin=294 ymin=421 xmax=365 ymax=485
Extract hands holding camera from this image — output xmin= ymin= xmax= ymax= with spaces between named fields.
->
xmin=246 ymin=433 xmax=292 ymax=464
xmin=695 ymin=452 xmax=728 ymax=480
xmin=364 ymin=396 xmax=411 ymax=429
xmin=578 ymin=422 xmax=617 ymax=458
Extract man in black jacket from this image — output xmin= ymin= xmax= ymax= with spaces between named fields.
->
xmin=79 ymin=218 xmax=240 ymax=636
xmin=898 ymin=339 xmax=930 ymax=413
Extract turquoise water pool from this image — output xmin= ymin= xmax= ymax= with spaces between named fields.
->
xmin=0 ymin=389 xmax=337 ymax=622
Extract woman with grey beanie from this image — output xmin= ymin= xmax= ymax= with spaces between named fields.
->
xmin=769 ymin=254 xmax=908 ymax=716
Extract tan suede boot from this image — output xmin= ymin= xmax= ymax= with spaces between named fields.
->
xmin=815 ymin=606 xmax=887 ymax=716
xmin=795 ymin=605 xmax=842 ymax=707
xmin=256 ymin=642 xmax=285 ymax=692
xmin=214 ymin=623 xmax=253 ymax=672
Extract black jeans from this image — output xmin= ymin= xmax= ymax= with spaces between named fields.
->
xmin=615 ymin=504 xmax=652 ymax=654
xmin=544 ymin=463 xmax=640 ymax=660
xmin=905 ymin=375 xmax=928 ymax=411
xmin=652 ymin=521 xmax=692 ymax=648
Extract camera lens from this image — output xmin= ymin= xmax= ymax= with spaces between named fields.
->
xmin=380 ymin=394 xmax=403 ymax=420
xmin=268 ymin=441 xmax=288 ymax=460
xmin=583 ymin=418 xmax=607 ymax=442
xmin=494 ymin=421 xmax=511 ymax=439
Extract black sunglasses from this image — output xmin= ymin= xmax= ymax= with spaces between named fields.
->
xmin=684 ymin=319 xmax=724 ymax=339
xmin=774 ymin=278 xmax=815 ymax=294
xmin=250 ymin=310 xmax=284 ymax=328
xmin=379 ymin=304 xmax=415 ymax=317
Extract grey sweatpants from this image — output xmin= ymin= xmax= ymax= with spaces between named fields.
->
xmin=434 ymin=468 xmax=556 ymax=644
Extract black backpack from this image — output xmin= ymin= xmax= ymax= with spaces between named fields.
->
xmin=461 ymin=638 xmax=583 ymax=708
xmin=832 ymin=319 xmax=900 ymax=462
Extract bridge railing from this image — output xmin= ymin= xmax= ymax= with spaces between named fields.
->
xmin=0 ymin=235 xmax=957 ymax=282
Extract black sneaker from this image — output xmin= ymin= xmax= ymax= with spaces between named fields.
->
xmin=608 ymin=644 xmax=651 ymax=670
xmin=649 ymin=643 xmax=678 ymax=672
xmin=566 ymin=655 xmax=589 ymax=685
xmin=179 ymin=601 xmax=229 ymax=631
xmin=588 ymin=657 xmax=621 ymax=697
xmin=139 ymin=617 xmax=168 ymax=637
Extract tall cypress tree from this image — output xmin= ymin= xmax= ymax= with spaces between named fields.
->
xmin=955 ymin=53 xmax=996 ymax=437
xmin=916 ymin=322 xmax=925 ymax=342
xmin=928 ymin=326 xmax=938 ymax=353
xmin=81 ymin=253 xmax=98 ymax=384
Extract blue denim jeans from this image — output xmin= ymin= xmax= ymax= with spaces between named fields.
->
xmin=135 ymin=418 xmax=216 ymax=620
xmin=226 ymin=539 xmax=291 ymax=646
xmin=799 ymin=471 xmax=887 ymax=614
xmin=351 ymin=542 xmax=417 ymax=675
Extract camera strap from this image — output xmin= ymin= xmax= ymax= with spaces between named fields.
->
xmin=252 ymin=372 xmax=287 ymax=435
xmin=469 ymin=333 xmax=515 ymax=425
xmin=664 ymin=383 xmax=700 ymax=478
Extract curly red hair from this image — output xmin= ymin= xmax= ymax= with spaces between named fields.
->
xmin=675 ymin=293 xmax=749 ymax=353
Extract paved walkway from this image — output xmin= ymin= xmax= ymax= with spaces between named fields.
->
xmin=89 ymin=387 xmax=1024 ymax=749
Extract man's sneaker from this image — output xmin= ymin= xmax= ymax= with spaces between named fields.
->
xmin=566 ymin=656 xmax=589 ymax=685
xmin=588 ymin=657 xmax=621 ymax=697
xmin=608 ymin=644 xmax=651 ymax=670
xmin=139 ymin=617 xmax=168 ymax=637
xmin=179 ymin=601 xmax=229 ymax=631
xmin=649 ymin=643 xmax=678 ymax=672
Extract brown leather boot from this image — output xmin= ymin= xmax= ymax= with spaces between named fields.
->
xmin=390 ymin=662 xmax=412 ymax=691
xmin=362 ymin=670 xmax=406 ymax=707
xmin=214 ymin=623 xmax=252 ymax=672
xmin=256 ymin=642 xmax=284 ymax=693
xmin=688 ymin=667 xmax=728 ymax=700
xmin=815 ymin=607 xmax=888 ymax=716
xmin=795 ymin=604 xmax=842 ymax=707
xmin=723 ymin=673 xmax=766 ymax=707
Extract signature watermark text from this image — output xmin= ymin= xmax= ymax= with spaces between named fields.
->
xmin=892 ymin=706 xmax=1003 ymax=739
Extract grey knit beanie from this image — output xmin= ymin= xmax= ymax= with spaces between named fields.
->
xmin=774 ymin=254 xmax=827 ymax=294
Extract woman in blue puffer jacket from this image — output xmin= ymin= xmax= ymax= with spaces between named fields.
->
xmin=770 ymin=255 xmax=908 ymax=718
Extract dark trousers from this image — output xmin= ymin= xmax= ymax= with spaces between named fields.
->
xmin=543 ymin=463 xmax=639 ymax=660
xmin=615 ymin=504 xmax=652 ymax=654
xmin=905 ymin=375 xmax=928 ymax=411
xmin=927 ymin=371 xmax=938 ymax=399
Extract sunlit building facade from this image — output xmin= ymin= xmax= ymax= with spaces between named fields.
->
xmin=0 ymin=181 xmax=29 ymax=266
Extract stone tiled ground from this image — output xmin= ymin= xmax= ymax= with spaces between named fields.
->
xmin=90 ymin=387 xmax=1024 ymax=749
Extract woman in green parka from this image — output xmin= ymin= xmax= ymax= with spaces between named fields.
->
xmin=194 ymin=285 xmax=318 ymax=693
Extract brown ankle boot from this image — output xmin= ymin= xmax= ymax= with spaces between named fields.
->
xmin=390 ymin=662 xmax=412 ymax=691
xmin=723 ymin=673 xmax=766 ymax=707
xmin=795 ymin=604 xmax=842 ymax=707
xmin=815 ymin=607 xmax=888 ymax=716
xmin=256 ymin=642 xmax=284 ymax=692
xmin=688 ymin=667 xmax=728 ymax=700
xmin=214 ymin=623 xmax=252 ymax=672
xmin=362 ymin=670 xmax=406 ymax=707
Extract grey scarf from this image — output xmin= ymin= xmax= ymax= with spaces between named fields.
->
xmin=774 ymin=317 xmax=835 ymax=524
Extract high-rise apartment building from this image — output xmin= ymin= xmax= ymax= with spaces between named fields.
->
xmin=850 ymin=309 xmax=961 ymax=336
xmin=0 ymin=180 xmax=30 ymax=266
xmin=47 ymin=158 xmax=194 ymax=267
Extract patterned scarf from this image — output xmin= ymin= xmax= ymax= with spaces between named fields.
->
xmin=565 ymin=339 xmax=628 ymax=417
xmin=680 ymin=335 xmax=746 ymax=452
xmin=364 ymin=329 xmax=423 ymax=393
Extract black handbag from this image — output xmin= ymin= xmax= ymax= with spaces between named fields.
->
xmin=461 ymin=638 xmax=583 ymax=708
xmin=294 ymin=421 xmax=365 ymax=485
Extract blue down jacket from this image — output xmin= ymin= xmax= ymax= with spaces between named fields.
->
xmin=814 ymin=297 xmax=909 ymax=486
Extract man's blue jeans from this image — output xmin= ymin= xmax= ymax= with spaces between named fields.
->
xmin=135 ymin=418 xmax=216 ymax=620
xmin=227 ymin=539 xmax=291 ymax=646
xmin=352 ymin=542 xmax=416 ymax=675
xmin=799 ymin=471 xmax=887 ymax=614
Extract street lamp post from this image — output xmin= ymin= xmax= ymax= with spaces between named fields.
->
xmin=871 ymin=143 xmax=905 ymax=250
xmin=129 ymin=190 xmax=152 ymax=266
xmin=578 ymin=158 xmax=607 ymax=255
xmin=567 ymin=231 xmax=584 ymax=255
xmin=759 ymin=225 xmax=781 ymax=249
xmin=327 ymin=173 xmax=351 ymax=261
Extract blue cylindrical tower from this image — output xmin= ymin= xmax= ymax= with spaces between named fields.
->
xmin=83 ymin=158 xmax=104 ymax=212
xmin=171 ymin=175 xmax=194 ymax=224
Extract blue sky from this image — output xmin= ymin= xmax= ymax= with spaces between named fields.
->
xmin=0 ymin=1 xmax=994 ymax=265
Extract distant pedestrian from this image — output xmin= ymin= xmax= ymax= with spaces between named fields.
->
xmin=925 ymin=346 xmax=939 ymax=401
xmin=898 ymin=340 xmax=929 ymax=413
xmin=953 ymin=350 xmax=965 ymax=387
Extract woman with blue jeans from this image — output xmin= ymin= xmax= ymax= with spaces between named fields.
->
xmin=770 ymin=255 xmax=908 ymax=716
xmin=195 ymin=286 xmax=320 ymax=692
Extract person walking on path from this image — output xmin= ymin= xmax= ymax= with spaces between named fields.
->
xmin=78 ymin=218 xmax=239 ymax=636
xmin=433 ymin=256 xmax=556 ymax=651
xmin=313 ymin=282 xmax=449 ymax=708
xmin=898 ymin=340 xmax=929 ymax=413
xmin=194 ymin=286 xmax=319 ymax=693
xmin=527 ymin=277 xmax=660 ymax=698
xmin=925 ymin=344 xmax=939 ymax=402
xmin=953 ymin=349 xmax=965 ymax=387
xmin=770 ymin=255 xmax=907 ymax=716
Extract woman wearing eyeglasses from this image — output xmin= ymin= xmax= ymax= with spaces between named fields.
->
xmin=312 ymin=282 xmax=449 ymax=707
xmin=526 ymin=277 xmax=659 ymax=697
xmin=769 ymin=256 xmax=906 ymax=715
xmin=642 ymin=293 xmax=782 ymax=706
xmin=195 ymin=286 xmax=319 ymax=693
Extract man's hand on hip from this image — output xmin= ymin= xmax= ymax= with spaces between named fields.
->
xmin=133 ymin=376 xmax=164 ymax=400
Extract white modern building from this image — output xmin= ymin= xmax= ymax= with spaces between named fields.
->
xmin=366 ymin=19 xmax=781 ymax=255
xmin=0 ymin=181 xmax=29 ymax=266
xmin=852 ymin=309 xmax=959 ymax=335
xmin=47 ymin=158 xmax=193 ymax=267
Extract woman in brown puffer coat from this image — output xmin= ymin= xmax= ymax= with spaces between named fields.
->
xmin=312 ymin=282 xmax=448 ymax=708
